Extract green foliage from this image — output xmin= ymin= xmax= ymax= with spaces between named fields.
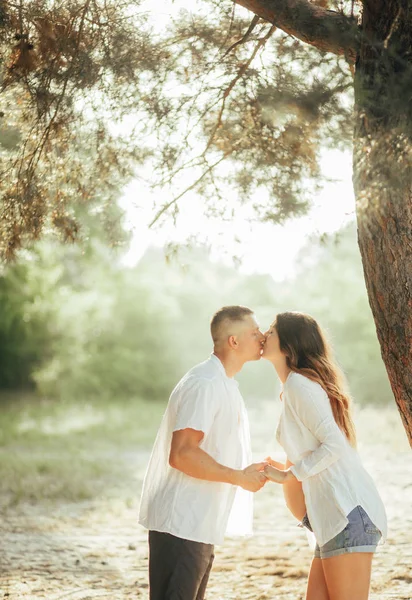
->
xmin=29 ymin=243 xmax=177 ymax=401
xmin=36 ymin=278 xmax=178 ymax=401
xmin=0 ymin=259 xmax=54 ymax=388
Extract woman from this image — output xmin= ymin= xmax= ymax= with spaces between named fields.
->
xmin=262 ymin=311 xmax=387 ymax=600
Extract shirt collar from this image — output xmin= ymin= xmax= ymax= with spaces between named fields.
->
xmin=209 ymin=353 xmax=239 ymax=386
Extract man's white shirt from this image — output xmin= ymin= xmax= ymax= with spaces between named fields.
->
xmin=138 ymin=354 xmax=253 ymax=545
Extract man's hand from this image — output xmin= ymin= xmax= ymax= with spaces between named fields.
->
xmin=236 ymin=462 xmax=268 ymax=492
xmin=170 ymin=431 xmax=269 ymax=489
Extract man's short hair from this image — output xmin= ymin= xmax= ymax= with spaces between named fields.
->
xmin=210 ymin=305 xmax=254 ymax=345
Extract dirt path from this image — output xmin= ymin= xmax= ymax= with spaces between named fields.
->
xmin=1 ymin=408 xmax=412 ymax=599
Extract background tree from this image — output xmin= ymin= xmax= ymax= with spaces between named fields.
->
xmin=0 ymin=257 xmax=53 ymax=389
xmin=0 ymin=1 xmax=410 ymax=442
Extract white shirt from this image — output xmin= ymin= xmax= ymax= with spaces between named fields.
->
xmin=138 ymin=354 xmax=253 ymax=545
xmin=277 ymin=372 xmax=387 ymax=547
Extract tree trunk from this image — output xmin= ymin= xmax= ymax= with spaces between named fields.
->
xmin=353 ymin=1 xmax=412 ymax=445
xmin=232 ymin=0 xmax=412 ymax=443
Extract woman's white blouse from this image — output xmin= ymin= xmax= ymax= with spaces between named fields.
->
xmin=277 ymin=372 xmax=387 ymax=547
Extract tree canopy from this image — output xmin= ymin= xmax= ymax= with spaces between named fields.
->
xmin=0 ymin=0 xmax=356 ymax=259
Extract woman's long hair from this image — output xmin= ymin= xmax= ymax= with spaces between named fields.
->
xmin=276 ymin=311 xmax=357 ymax=447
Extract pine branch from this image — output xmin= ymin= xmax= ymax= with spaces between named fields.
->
xmin=148 ymin=153 xmax=230 ymax=228
xmin=204 ymin=23 xmax=277 ymax=154
xmin=221 ymin=14 xmax=260 ymax=58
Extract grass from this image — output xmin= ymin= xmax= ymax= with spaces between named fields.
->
xmin=0 ymin=393 xmax=166 ymax=508
xmin=0 ymin=393 xmax=165 ymax=447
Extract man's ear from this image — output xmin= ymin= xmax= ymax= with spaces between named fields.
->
xmin=228 ymin=335 xmax=238 ymax=350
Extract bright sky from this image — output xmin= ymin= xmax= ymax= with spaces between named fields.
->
xmin=119 ymin=0 xmax=356 ymax=282
xmin=120 ymin=148 xmax=355 ymax=281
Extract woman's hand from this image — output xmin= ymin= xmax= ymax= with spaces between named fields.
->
xmin=264 ymin=456 xmax=285 ymax=470
xmin=264 ymin=464 xmax=297 ymax=485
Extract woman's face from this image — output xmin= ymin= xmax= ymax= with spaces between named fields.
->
xmin=262 ymin=322 xmax=284 ymax=361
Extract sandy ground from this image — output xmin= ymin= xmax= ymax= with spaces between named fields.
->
xmin=1 ymin=405 xmax=412 ymax=600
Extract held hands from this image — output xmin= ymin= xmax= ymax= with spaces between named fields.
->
xmin=264 ymin=456 xmax=286 ymax=470
xmin=235 ymin=458 xmax=297 ymax=491
xmin=263 ymin=461 xmax=296 ymax=485
xmin=237 ymin=462 xmax=268 ymax=492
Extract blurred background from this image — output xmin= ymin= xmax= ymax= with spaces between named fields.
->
xmin=0 ymin=213 xmax=398 ymax=509
xmin=0 ymin=219 xmax=393 ymax=405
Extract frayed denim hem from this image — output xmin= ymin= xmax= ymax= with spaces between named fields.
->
xmin=315 ymin=544 xmax=378 ymax=559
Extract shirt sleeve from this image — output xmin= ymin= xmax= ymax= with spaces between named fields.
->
xmin=287 ymin=376 xmax=348 ymax=481
xmin=173 ymin=377 xmax=218 ymax=437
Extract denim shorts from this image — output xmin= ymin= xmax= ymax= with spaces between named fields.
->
xmin=302 ymin=505 xmax=382 ymax=559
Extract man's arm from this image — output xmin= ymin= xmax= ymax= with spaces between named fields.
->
xmin=169 ymin=428 xmax=267 ymax=492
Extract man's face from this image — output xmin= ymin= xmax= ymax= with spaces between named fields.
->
xmin=234 ymin=314 xmax=265 ymax=362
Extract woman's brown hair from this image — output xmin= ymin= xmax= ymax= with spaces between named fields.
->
xmin=276 ymin=311 xmax=357 ymax=447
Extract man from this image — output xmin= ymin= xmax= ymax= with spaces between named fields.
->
xmin=138 ymin=305 xmax=267 ymax=600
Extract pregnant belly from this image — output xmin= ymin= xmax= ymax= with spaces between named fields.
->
xmin=283 ymin=458 xmax=306 ymax=521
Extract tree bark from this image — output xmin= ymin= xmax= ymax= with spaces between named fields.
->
xmin=234 ymin=0 xmax=359 ymax=61
xmin=353 ymin=0 xmax=412 ymax=445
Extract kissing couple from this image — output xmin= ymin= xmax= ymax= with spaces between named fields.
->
xmin=138 ymin=305 xmax=387 ymax=600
